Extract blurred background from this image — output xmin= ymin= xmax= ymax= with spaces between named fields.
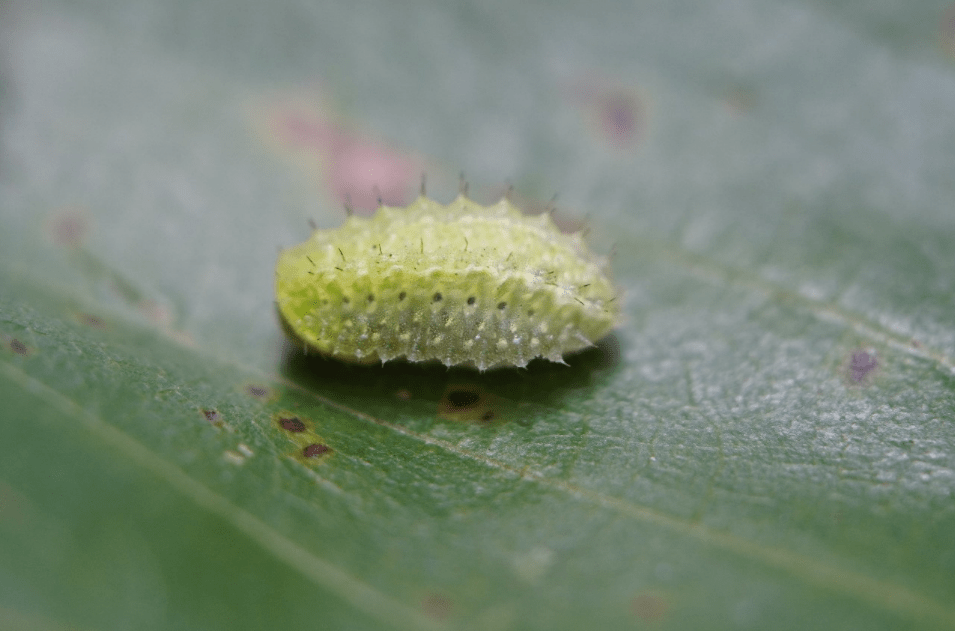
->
xmin=1 ymin=1 xmax=954 ymax=630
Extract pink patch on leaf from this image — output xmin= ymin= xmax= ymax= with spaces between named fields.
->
xmin=271 ymin=108 xmax=418 ymax=213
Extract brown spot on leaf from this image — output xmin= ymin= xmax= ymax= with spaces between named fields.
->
xmin=724 ymin=84 xmax=758 ymax=114
xmin=245 ymin=384 xmax=270 ymax=399
xmin=77 ymin=313 xmax=106 ymax=328
xmin=279 ymin=416 xmax=307 ymax=433
xmin=201 ymin=408 xmax=224 ymax=428
xmin=438 ymin=384 xmax=510 ymax=424
xmin=47 ymin=208 xmax=89 ymax=247
xmin=137 ymin=299 xmax=174 ymax=328
xmin=421 ymin=593 xmax=453 ymax=621
xmin=942 ymin=3 xmax=955 ymax=58
xmin=444 ymin=388 xmax=481 ymax=411
xmin=631 ymin=592 xmax=668 ymax=622
xmin=848 ymin=349 xmax=878 ymax=382
xmin=8 ymin=338 xmax=29 ymax=356
xmin=597 ymin=91 xmax=643 ymax=146
xmin=303 ymin=443 xmax=330 ymax=458
xmin=395 ymin=388 xmax=412 ymax=401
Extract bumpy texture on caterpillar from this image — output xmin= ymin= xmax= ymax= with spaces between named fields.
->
xmin=275 ymin=192 xmax=618 ymax=370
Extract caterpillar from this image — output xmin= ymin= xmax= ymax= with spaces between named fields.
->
xmin=275 ymin=185 xmax=618 ymax=370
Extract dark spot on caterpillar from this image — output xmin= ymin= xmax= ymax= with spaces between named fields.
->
xmin=497 ymin=301 xmax=507 ymax=310
xmin=433 ymin=292 xmax=443 ymax=302
xmin=279 ymin=416 xmax=306 ymax=432
xmin=467 ymin=296 xmax=476 ymax=305
xmin=399 ymin=291 xmax=407 ymax=301
xmin=8 ymin=338 xmax=28 ymax=355
xmin=303 ymin=443 xmax=330 ymax=458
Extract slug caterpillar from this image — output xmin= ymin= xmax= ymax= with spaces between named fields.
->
xmin=275 ymin=188 xmax=618 ymax=370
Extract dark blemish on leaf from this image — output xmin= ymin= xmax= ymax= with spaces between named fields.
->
xmin=527 ymin=309 xmax=535 ymax=317
xmin=944 ymin=4 xmax=955 ymax=58
xmin=245 ymin=384 xmax=269 ymax=399
xmin=598 ymin=91 xmax=643 ymax=146
xmin=724 ymin=84 xmax=758 ymax=114
xmin=367 ymin=294 xmax=375 ymax=303
xmin=421 ymin=593 xmax=453 ymax=621
xmin=77 ymin=313 xmax=106 ymax=328
xmin=8 ymin=338 xmax=28 ymax=356
xmin=467 ymin=296 xmax=476 ymax=305
xmin=395 ymin=389 xmax=412 ymax=401
xmin=47 ymin=208 xmax=89 ymax=247
xmin=342 ymin=297 xmax=350 ymax=304
xmin=497 ymin=301 xmax=507 ymax=310
xmin=445 ymin=388 xmax=481 ymax=410
xmin=279 ymin=416 xmax=306 ymax=432
xmin=437 ymin=384 xmax=504 ymax=423
xmin=201 ymin=408 xmax=223 ymax=427
xmin=433 ymin=292 xmax=442 ymax=302
xmin=303 ymin=443 xmax=330 ymax=458
xmin=137 ymin=299 xmax=173 ymax=328
xmin=631 ymin=592 xmax=668 ymax=622
xmin=849 ymin=350 xmax=878 ymax=382
xmin=398 ymin=291 xmax=407 ymax=301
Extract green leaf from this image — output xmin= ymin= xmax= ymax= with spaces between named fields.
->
xmin=2 ymin=1 xmax=954 ymax=629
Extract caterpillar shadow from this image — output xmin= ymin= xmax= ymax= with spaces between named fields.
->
xmin=279 ymin=331 xmax=622 ymax=427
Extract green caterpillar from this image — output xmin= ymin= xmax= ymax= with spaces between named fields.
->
xmin=275 ymin=190 xmax=618 ymax=370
